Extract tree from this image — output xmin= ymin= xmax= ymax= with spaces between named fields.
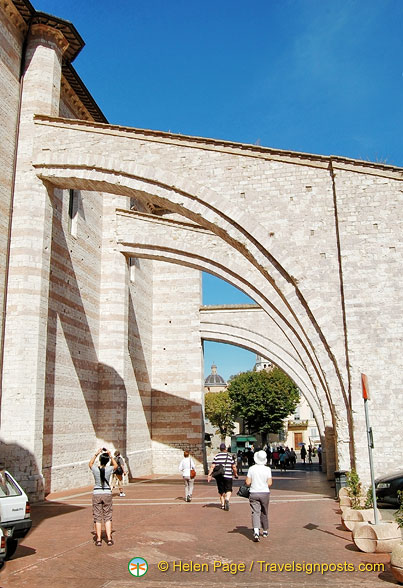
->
xmin=204 ymin=391 xmax=235 ymax=442
xmin=228 ymin=368 xmax=300 ymax=444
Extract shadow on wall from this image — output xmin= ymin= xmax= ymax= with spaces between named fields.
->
xmin=128 ymin=287 xmax=206 ymax=472
xmin=0 ymin=439 xmax=85 ymax=567
xmin=0 ymin=441 xmax=44 ymax=501
xmin=43 ymin=189 xmax=102 ymax=494
xmin=151 ymin=388 xmax=205 ymax=470
xmin=42 ymin=188 xmax=129 ymax=494
xmin=128 ymin=290 xmax=152 ymax=437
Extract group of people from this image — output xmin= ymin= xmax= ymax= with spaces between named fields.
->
xmin=236 ymin=443 xmax=322 ymax=472
xmin=179 ymin=442 xmax=272 ymax=542
xmin=270 ymin=446 xmax=297 ymax=470
xmin=89 ymin=442 xmax=322 ymax=545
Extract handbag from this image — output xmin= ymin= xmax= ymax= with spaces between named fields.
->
xmin=211 ymin=463 xmax=224 ymax=478
xmin=190 ymin=458 xmax=196 ymax=479
xmin=237 ymin=484 xmax=250 ymax=498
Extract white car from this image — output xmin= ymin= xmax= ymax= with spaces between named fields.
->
xmin=0 ymin=527 xmax=6 ymax=569
xmin=0 ymin=470 xmax=32 ymax=559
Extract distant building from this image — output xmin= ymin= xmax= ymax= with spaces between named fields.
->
xmin=285 ymin=397 xmax=320 ymax=450
xmin=204 ymin=363 xmax=227 ymax=392
xmin=254 ymin=355 xmax=274 ymax=372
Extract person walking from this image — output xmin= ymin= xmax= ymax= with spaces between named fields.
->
xmin=89 ymin=448 xmax=118 ymax=546
xmin=178 ymin=450 xmax=196 ymax=502
xmin=279 ymin=448 xmax=287 ymax=472
xmin=112 ymin=450 xmax=127 ymax=497
xmin=207 ymin=443 xmax=237 ymax=510
xmin=300 ymin=444 xmax=307 ymax=463
xmin=245 ymin=449 xmax=272 ymax=542
xmin=289 ymin=448 xmax=297 ymax=469
xmin=237 ymin=450 xmax=243 ymax=475
xmin=317 ymin=444 xmax=323 ymax=469
xmin=272 ymin=447 xmax=280 ymax=469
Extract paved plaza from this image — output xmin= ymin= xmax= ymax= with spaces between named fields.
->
xmin=0 ymin=466 xmax=398 ymax=588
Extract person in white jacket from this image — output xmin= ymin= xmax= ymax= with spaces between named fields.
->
xmin=178 ymin=450 xmax=196 ymax=502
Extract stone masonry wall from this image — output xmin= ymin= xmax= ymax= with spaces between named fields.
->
xmin=151 ymin=261 xmax=204 ymax=473
xmin=42 ymin=186 xmax=103 ymax=493
xmin=333 ymin=168 xmax=403 ymax=481
xmin=32 ymin=119 xmax=403 ymax=480
xmin=0 ymin=1 xmax=24 ymax=386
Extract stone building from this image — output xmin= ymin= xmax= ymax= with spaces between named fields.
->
xmin=204 ymin=364 xmax=227 ymax=393
xmin=1 ymin=1 xmax=402 ymax=500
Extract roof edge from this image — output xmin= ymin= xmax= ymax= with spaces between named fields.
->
xmin=33 ymin=115 xmax=403 ymax=173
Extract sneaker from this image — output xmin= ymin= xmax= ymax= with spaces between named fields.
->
xmin=119 ymin=492 xmax=125 ymax=497
xmin=253 ymin=533 xmax=260 ymax=542
xmin=262 ymin=531 xmax=269 ymax=538
xmin=224 ymin=499 xmax=230 ymax=511
xmin=186 ymin=495 xmax=191 ymax=502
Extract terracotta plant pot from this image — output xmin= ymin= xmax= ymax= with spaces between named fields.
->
xmin=352 ymin=521 xmax=401 ymax=553
xmin=390 ymin=541 xmax=403 ymax=584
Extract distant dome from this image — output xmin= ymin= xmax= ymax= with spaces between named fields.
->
xmin=204 ymin=363 xmax=226 ymax=386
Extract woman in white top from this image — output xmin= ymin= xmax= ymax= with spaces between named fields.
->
xmin=245 ymin=450 xmax=273 ymax=542
xmin=178 ymin=450 xmax=196 ymax=502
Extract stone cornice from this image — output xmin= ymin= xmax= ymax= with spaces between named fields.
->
xmin=61 ymin=64 xmax=108 ymax=123
xmin=61 ymin=65 xmax=107 ymax=123
xmin=200 ymin=304 xmax=261 ymax=311
xmin=8 ymin=0 xmax=34 ymax=23
xmin=34 ymin=115 xmax=403 ymax=179
xmin=30 ymin=11 xmax=84 ymax=63
xmin=1 ymin=0 xmax=31 ymax=33
xmin=29 ymin=22 xmax=69 ymax=55
xmin=116 ymin=209 xmax=211 ymax=233
xmin=6 ymin=2 xmax=107 ymax=122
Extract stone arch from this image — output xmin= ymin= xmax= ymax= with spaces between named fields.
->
xmin=199 ymin=311 xmax=325 ymax=430
xmin=33 ymin=126 xmax=353 ymax=469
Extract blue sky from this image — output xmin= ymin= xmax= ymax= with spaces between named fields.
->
xmin=34 ymin=0 xmax=403 ymax=379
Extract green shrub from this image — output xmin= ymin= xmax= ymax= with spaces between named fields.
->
xmin=394 ymin=490 xmax=403 ymax=528
xmin=346 ymin=469 xmax=362 ymax=509
xmin=364 ymin=486 xmax=374 ymax=509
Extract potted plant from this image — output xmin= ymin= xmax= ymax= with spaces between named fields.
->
xmin=390 ymin=490 xmax=403 ymax=583
xmin=352 ymin=485 xmax=400 ymax=553
xmin=342 ymin=471 xmax=381 ymax=531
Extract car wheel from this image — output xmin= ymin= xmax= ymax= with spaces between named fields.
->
xmin=5 ymin=538 xmax=18 ymax=560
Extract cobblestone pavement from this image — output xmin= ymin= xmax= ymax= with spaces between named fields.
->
xmin=0 ymin=466 xmax=399 ymax=587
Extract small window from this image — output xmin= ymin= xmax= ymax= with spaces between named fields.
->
xmin=68 ymin=189 xmax=79 ymax=237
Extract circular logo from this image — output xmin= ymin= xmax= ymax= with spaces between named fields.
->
xmin=128 ymin=557 xmax=148 ymax=577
